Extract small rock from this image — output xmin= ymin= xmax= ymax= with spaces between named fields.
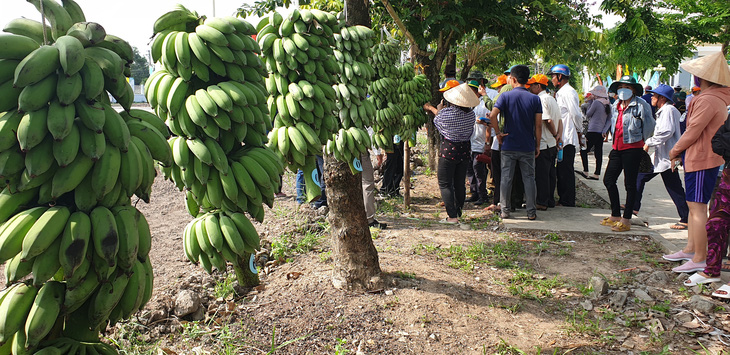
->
xmin=148 ymin=309 xmax=166 ymax=324
xmin=688 ymin=295 xmax=715 ymax=314
xmin=621 ymin=339 xmax=636 ymax=349
xmin=647 ymin=318 xmax=664 ymax=333
xmin=646 ymin=271 xmax=670 ymax=284
xmin=646 ymin=286 xmax=665 ymax=299
xmin=675 ymin=312 xmax=694 ymax=323
xmin=429 ymin=333 xmax=440 ymax=341
xmin=174 ymin=290 xmax=201 ymax=317
xmin=190 ymin=306 xmax=206 ymax=321
xmin=385 ymin=290 xmax=394 ymax=296
xmin=589 ymin=276 xmax=608 ymax=298
xmin=580 ymin=300 xmax=593 ymax=311
xmin=610 ymin=290 xmax=628 ymax=308
xmin=634 ymin=289 xmax=654 ymax=303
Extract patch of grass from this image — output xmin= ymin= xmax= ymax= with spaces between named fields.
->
xmin=650 ymin=300 xmax=671 ymax=316
xmin=334 ymin=338 xmax=350 ymax=355
xmin=108 ymin=321 xmax=158 ymax=354
xmin=493 ymin=338 xmax=527 ymax=354
xmin=415 ymin=219 xmax=432 ymax=228
xmin=394 ymin=270 xmax=416 ymax=279
xmin=214 ymin=274 xmax=237 ymax=299
xmin=564 ymin=309 xmax=605 ymax=337
xmin=370 ymin=227 xmax=381 ymax=239
xmin=271 ymin=228 xmax=328 ymax=263
xmin=507 ymin=270 xmax=565 ymax=302
xmin=490 ymin=301 xmax=522 ymax=314
xmin=319 ymin=250 xmax=332 ymax=263
xmin=414 ymin=238 xmax=525 ymax=271
xmin=544 ymin=232 xmax=562 ymax=241
xmin=418 ymin=315 xmax=432 ymax=324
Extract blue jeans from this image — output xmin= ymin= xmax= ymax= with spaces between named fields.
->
xmin=295 ymin=170 xmax=305 ymax=204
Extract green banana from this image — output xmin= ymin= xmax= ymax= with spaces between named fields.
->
xmin=46 ymin=100 xmax=75 ymax=141
xmin=23 ymin=136 xmax=54 ymax=178
xmin=90 ymin=206 xmax=118 ymax=267
xmin=0 ymin=283 xmax=38 ymax=344
xmin=102 ymin=105 xmax=131 ymax=152
xmin=51 ymin=152 xmax=93 ymax=199
xmin=66 ymin=21 xmax=106 ymax=46
xmin=119 ymin=138 xmax=142 ymax=196
xmin=0 ymin=206 xmax=46 ymax=264
xmin=13 ymin=45 xmax=59 ymax=88
xmin=126 ymin=120 xmax=173 ymax=167
xmin=20 ymin=206 xmax=70 ymax=261
xmin=17 ymin=108 xmax=48 ymax=152
xmin=112 ymin=206 xmax=138 ymax=270
xmin=78 ymin=124 xmax=106 ymax=161
xmin=91 ymin=144 xmax=121 ymax=199
xmin=2 ymin=18 xmax=50 ymax=45
xmin=27 ymin=0 xmax=73 ymax=40
xmin=230 ymin=212 xmax=260 ymax=250
xmin=75 ymin=99 xmax=106 ymax=133
xmin=61 ymin=0 xmax=87 ymax=24
xmin=24 ymin=281 xmax=64 ymax=349
xmin=79 ymin=59 xmax=104 ymax=100
xmin=88 ymin=270 xmax=128 ymax=330
xmin=52 ymin=123 xmax=80 ymax=167
xmin=59 ymin=211 xmax=91 ymax=280
xmin=30 ymin=236 xmax=61 ymax=286
xmin=63 ymin=269 xmax=98 ymax=314
xmin=0 ymin=34 xmax=40 ymax=60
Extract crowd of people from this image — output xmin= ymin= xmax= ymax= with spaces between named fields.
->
xmin=426 ymin=52 xmax=730 ymax=299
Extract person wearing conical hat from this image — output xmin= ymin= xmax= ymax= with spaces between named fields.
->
xmin=666 ymin=52 xmax=730 ymax=294
xmin=489 ymin=65 xmax=543 ymax=220
xmin=425 ymin=83 xmax=480 ymax=224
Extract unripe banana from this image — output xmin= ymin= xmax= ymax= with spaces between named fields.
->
xmin=0 ymin=283 xmax=38 ymax=344
xmin=90 ymin=206 xmax=118 ymax=267
xmin=20 ymin=206 xmax=71 ymax=261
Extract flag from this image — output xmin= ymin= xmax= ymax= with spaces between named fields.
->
xmin=606 ymin=76 xmax=613 ymax=88
xmin=647 ymin=71 xmax=660 ymax=88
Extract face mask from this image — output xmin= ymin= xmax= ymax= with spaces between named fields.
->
xmin=617 ymin=88 xmax=633 ymax=101
xmin=694 ymin=76 xmax=701 ymax=87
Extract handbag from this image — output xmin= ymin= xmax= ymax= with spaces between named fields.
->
xmin=638 ymin=150 xmax=653 ymax=174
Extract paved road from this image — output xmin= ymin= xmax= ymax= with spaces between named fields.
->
xmin=500 ymin=145 xmax=691 ymax=254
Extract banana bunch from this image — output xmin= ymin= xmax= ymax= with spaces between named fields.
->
xmin=367 ymin=41 xmax=403 ymax=151
xmin=258 ymin=9 xmax=341 ymax=202
xmin=0 ymin=204 xmax=154 ymax=351
xmin=182 ymin=210 xmax=260 ymax=274
xmin=149 ymin=7 xmax=278 ymax=286
xmin=0 ymin=0 xmax=167 ymax=351
xmin=397 ymin=63 xmax=432 ymax=138
xmin=35 ymin=336 xmax=118 ymax=354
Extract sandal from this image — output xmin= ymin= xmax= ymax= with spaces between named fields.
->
xmin=711 ymin=284 xmax=730 ymax=299
xmin=670 ymin=222 xmax=688 ymax=230
xmin=684 ymin=273 xmax=721 ymax=286
xmin=576 ymin=171 xmax=587 ymax=178
xmin=600 ymin=217 xmax=619 ymax=226
xmin=611 ymin=222 xmax=631 ymax=232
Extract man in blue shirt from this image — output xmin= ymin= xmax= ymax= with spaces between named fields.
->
xmin=490 ymin=65 xmax=543 ymax=220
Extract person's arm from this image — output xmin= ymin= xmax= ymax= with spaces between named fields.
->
xmin=488 ymin=107 xmax=501 ymax=136
xmin=670 ymin=100 xmax=717 ymax=158
xmin=644 ymin=109 xmax=673 ymax=147
xmin=586 ymin=99 xmax=599 ymax=118
xmin=534 ymin=113 xmax=542 ymax=156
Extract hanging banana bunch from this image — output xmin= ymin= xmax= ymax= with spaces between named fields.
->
xmin=258 ymin=9 xmax=341 ymax=202
xmin=368 ymin=41 xmax=402 ymax=151
xmin=0 ymin=0 xmax=168 ymax=352
xmin=397 ymin=62 xmax=432 ymax=139
xmin=147 ymin=5 xmax=281 ymax=285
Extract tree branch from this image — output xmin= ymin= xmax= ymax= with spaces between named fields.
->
xmin=379 ymin=0 xmax=429 ymax=56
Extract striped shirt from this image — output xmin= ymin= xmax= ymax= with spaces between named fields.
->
xmin=434 ymin=106 xmax=475 ymax=142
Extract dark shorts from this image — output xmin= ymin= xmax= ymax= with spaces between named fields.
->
xmin=685 ymin=166 xmax=721 ymax=203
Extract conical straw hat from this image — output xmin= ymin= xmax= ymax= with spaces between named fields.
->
xmin=680 ymin=52 xmax=730 ymax=87
xmin=443 ymin=83 xmax=480 ymax=107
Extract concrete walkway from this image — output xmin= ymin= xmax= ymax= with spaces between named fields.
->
xmin=500 ymin=145 xmax=689 ymax=254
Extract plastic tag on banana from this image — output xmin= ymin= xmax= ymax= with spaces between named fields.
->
xmin=353 ymin=158 xmax=363 ymax=172
xmin=249 ymin=254 xmax=258 ymax=274
xmin=312 ymin=170 xmax=321 ymax=187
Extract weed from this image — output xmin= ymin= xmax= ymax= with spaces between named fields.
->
xmin=319 ymin=250 xmax=332 ymax=262
xmin=419 ymin=315 xmax=432 ymax=324
xmin=107 ymin=321 xmax=158 ymax=354
xmin=490 ymin=302 xmax=522 ymax=313
xmin=544 ymin=232 xmax=562 ymax=241
xmin=213 ymin=274 xmax=237 ymax=299
xmin=650 ymin=300 xmax=671 ymax=316
xmin=507 ymin=270 xmax=565 ymax=302
xmin=639 ymin=345 xmax=671 ymax=355
xmin=334 ymin=338 xmax=350 ymax=354
xmin=415 ymin=219 xmax=432 ymax=228
xmin=266 ymin=324 xmax=311 ymax=354
xmin=494 ymin=338 xmax=527 ymax=354
xmin=394 ymin=270 xmax=416 ymax=279
xmin=370 ymin=227 xmax=381 ymax=239
xmin=564 ymin=309 xmax=603 ymax=337
xmin=423 ymin=166 xmax=434 ymax=176
xmin=641 ymin=252 xmax=661 ymax=267
xmin=576 ymin=282 xmax=593 ymax=297
xmin=271 ymin=229 xmax=328 ymax=263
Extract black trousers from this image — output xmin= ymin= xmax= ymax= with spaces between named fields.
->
xmin=380 ymin=142 xmax=404 ymax=195
xmin=556 ymin=144 xmax=576 ymax=206
xmin=635 ymin=170 xmax=689 ymax=223
xmin=466 ymin=152 xmax=489 ymax=201
xmin=438 ymin=156 xmax=469 ymax=218
xmin=536 ymin=146 xmax=557 ymax=207
xmin=603 ymin=148 xmax=642 ymax=219
xmin=491 ymin=149 xmax=501 ymax=206
xmin=579 ymin=132 xmax=604 ymax=175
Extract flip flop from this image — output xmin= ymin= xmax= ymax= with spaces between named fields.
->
xmin=670 ymin=222 xmax=688 ymax=230
xmin=684 ymin=273 xmax=721 ymax=286
xmin=576 ymin=171 xmax=587 ymax=178
xmin=711 ymin=284 xmax=730 ymax=299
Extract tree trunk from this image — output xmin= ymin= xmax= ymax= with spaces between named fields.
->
xmin=323 ymin=155 xmax=381 ymax=291
xmin=323 ymin=0 xmax=381 ymax=292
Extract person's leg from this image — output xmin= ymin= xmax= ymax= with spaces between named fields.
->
xmin=589 ymin=132 xmax=604 ymax=176
xmin=687 ymin=201 xmax=709 ymax=262
xmin=557 ymin=144 xmax=576 ymax=206
xmin=620 ymin=149 xmax=641 ymax=223
xmin=661 ymin=169 xmax=689 ymax=224
xmin=392 ymin=142 xmax=405 ymax=195
xmin=535 ymin=148 xmax=550 ymax=207
xmin=580 ymin=147 xmax=589 ymax=173
xmin=499 ymin=150 xmax=517 ymax=215
xmin=380 ymin=151 xmax=395 ymax=194
xmin=295 ymin=170 xmax=305 ymax=204
xmin=518 ymin=151 xmax=537 ymax=217
xmin=437 ymin=157 xmax=459 ymax=220
xmin=634 ymin=172 xmax=658 ymax=213
xmin=602 ymin=149 xmax=622 ymax=219
xmin=361 ymin=152 xmax=376 ymax=223
xmin=702 ymin=171 xmax=730 ymax=277
xmin=467 ymin=152 xmax=478 ymax=201
xmin=314 ymin=155 xmax=327 ymax=207
xmin=474 ymin=155 xmax=488 ymax=203
xmin=453 ymin=158 xmax=470 ymax=216
xmin=490 ymin=149 xmax=502 ymax=208
xmin=547 ymin=146 xmax=557 ymax=207
xmin=511 ymin=163 xmax=524 ymax=210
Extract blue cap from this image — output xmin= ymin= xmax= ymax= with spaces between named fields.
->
xmin=547 ymin=64 xmax=571 ymax=77
xmin=647 ymin=84 xmax=674 ymax=103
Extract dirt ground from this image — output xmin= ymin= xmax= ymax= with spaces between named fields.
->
xmin=99 ymin=140 xmax=730 ymax=355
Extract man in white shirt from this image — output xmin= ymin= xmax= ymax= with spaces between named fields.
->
xmin=549 ymin=64 xmax=582 ymax=207
xmin=466 ymin=79 xmax=491 ymax=205
xmin=528 ymin=74 xmax=562 ymax=209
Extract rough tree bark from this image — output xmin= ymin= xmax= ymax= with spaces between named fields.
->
xmin=323 ymin=0 xmax=381 ymax=291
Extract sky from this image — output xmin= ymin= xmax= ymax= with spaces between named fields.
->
xmin=0 ymin=0 xmax=622 ymax=55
